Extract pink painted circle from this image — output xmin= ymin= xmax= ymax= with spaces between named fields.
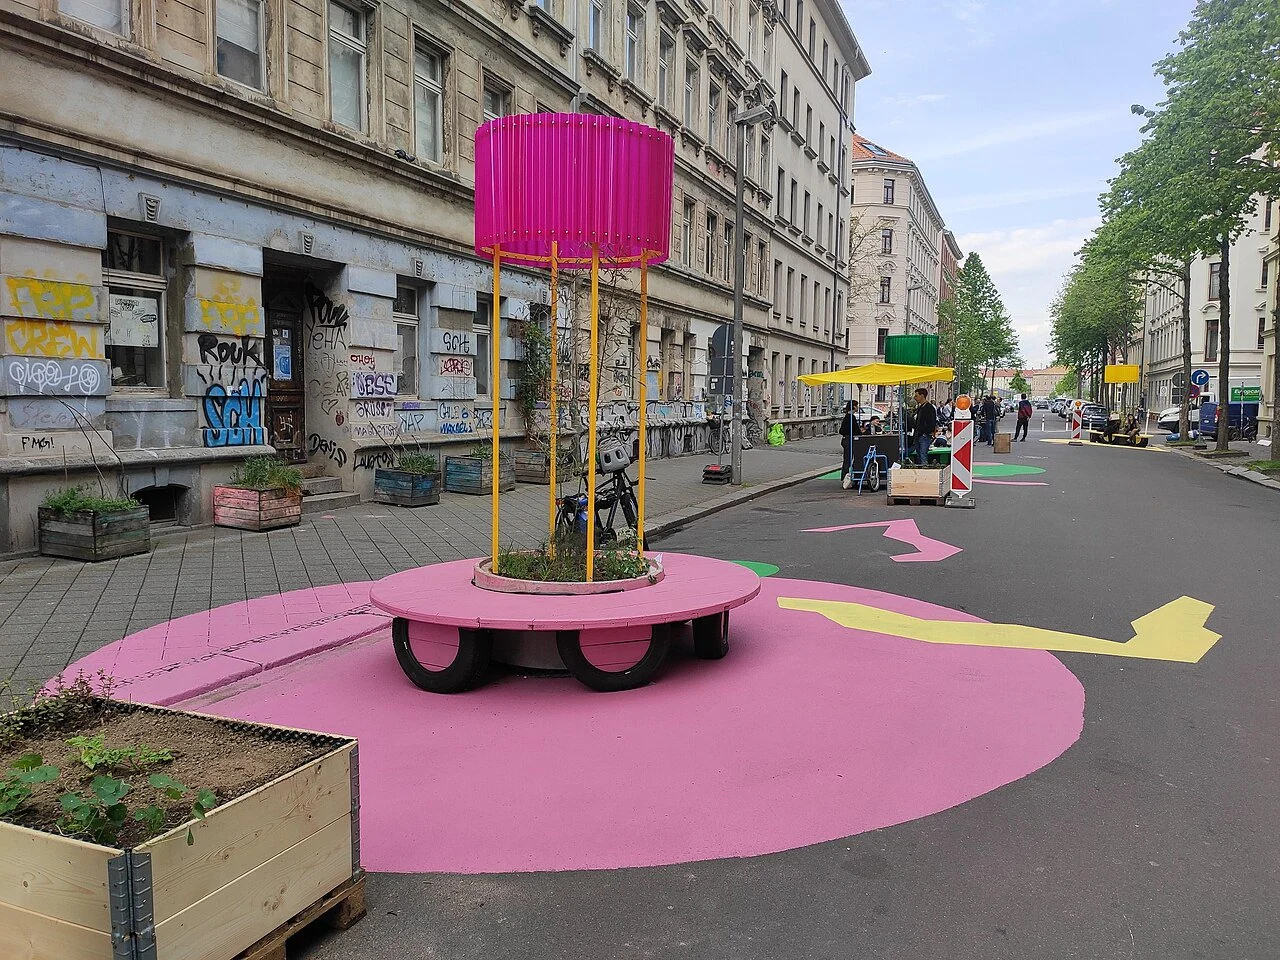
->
xmin=180 ymin=577 xmax=1083 ymax=874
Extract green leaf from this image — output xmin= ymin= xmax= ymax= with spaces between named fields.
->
xmin=60 ymin=793 xmax=84 ymax=812
xmin=90 ymin=776 xmax=130 ymax=806
xmin=19 ymin=764 xmax=60 ymax=784
xmin=12 ymin=752 xmax=45 ymax=771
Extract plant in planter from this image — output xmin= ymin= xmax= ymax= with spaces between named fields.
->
xmin=38 ymin=487 xmax=150 ymax=562
xmin=0 ymin=673 xmax=363 ymax=960
xmin=444 ymin=443 xmax=517 ymax=495
xmin=214 ymin=455 xmax=304 ymax=531
xmin=374 ymin=451 xmax=441 ymax=507
xmin=481 ymin=530 xmax=661 ymax=595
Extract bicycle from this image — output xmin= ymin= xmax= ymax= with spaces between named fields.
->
xmin=555 ymin=442 xmax=639 ymax=543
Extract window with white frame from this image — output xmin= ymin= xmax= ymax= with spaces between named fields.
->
xmin=725 ymin=99 xmax=736 ymax=158
xmin=763 ymin=24 xmax=772 ymax=75
xmin=879 ymin=276 xmax=891 ymax=304
xmin=747 ymin=5 xmax=757 ymax=60
xmin=414 ymin=44 xmax=445 ymax=163
xmin=705 ymin=212 xmax=717 ymax=275
xmin=684 ymin=59 xmax=699 ymax=127
xmin=707 ymin=83 xmax=720 ymax=149
xmin=722 ymin=222 xmax=733 ymax=282
xmin=625 ymin=6 xmax=644 ymax=82
xmin=61 ymin=0 xmax=127 ymax=34
xmin=588 ymin=0 xmax=605 ymax=51
xmin=103 ymin=231 xmax=166 ymax=389
xmin=757 ymin=240 xmax=767 ymax=294
xmin=760 ymin=135 xmax=770 ymax=186
xmin=482 ymin=76 xmax=511 ymax=122
xmin=682 ymin=198 xmax=695 ymax=267
xmin=658 ymin=31 xmax=675 ymax=106
xmin=473 ymin=295 xmax=493 ymax=397
xmin=393 ymin=284 xmax=420 ymax=396
xmin=215 ymin=0 xmax=264 ymax=88
xmin=329 ymin=1 xmax=366 ymax=131
xmin=883 ymin=178 xmax=895 ymax=204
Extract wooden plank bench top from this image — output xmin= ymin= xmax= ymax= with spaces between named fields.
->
xmin=369 ymin=553 xmax=761 ymax=632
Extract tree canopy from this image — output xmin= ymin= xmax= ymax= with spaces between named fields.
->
xmin=940 ymin=253 xmax=1020 ymax=393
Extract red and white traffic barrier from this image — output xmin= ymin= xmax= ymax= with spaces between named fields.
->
xmin=947 ymin=395 xmax=976 ymax=508
xmin=1069 ymin=400 xmax=1083 ymax=445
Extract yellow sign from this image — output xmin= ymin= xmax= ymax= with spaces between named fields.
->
xmin=1104 ymin=364 xmax=1140 ymax=384
xmin=777 ymin=596 xmax=1220 ymax=664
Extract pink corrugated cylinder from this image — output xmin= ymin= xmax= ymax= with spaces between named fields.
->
xmin=474 ymin=113 xmax=675 ymax=270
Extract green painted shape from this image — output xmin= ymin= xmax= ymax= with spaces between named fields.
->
xmin=819 ymin=470 xmax=842 ymax=480
xmin=974 ymin=464 xmax=1046 ymax=478
xmin=731 ymin=560 xmax=780 ymax=577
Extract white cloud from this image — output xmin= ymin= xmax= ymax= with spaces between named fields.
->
xmin=911 ymin=108 xmax=1125 ymax=162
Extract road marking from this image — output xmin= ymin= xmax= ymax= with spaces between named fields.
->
xmin=802 ymin=519 xmax=961 ymax=563
xmin=1039 ymin=438 xmax=1167 ymax=452
xmin=777 ymin=595 xmax=1220 ymax=663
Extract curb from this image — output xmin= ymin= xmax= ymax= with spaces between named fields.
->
xmin=1163 ymin=445 xmax=1280 ymax=492
xmin=646 ymin=461 xmax=840 ymax=541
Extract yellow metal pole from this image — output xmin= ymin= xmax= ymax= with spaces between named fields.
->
xmin=586 ymin=245 xmax=600 ymax=582
xmin=636 ymin=257 xmax=648 ymax=552
xmin=548 ymin=242 xmax=559 ymax=548
xmin=491 ymin=248 xmax=502 ymax=570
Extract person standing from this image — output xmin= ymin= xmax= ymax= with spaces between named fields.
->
xmin=1014 ymin=393 xmax=1033 ymax=441
xmin=911 ymin=388 xmax=937 ymax=465
xmin=980 ymin=395 xmax=999 ymax=444
xmin=839 ymin=400 xmax=863 ymax=489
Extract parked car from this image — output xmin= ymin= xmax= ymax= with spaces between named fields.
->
xmin=1198 ymin=400 xmax=1259 ymax=441
xmin=1156 ymin=396 xmax=1209 ymax=433
xmin=1080 ymin=403 xmax=1109 ymax=431
xmin=1035 ymin=398 xmax=1050 ymax=409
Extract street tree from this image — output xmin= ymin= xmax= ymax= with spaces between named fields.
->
xmin=942 ymin=253 xmax=1020 ymax=393
xmin=1053 ymin=370 xmax=1078 ymax=398
xmin=1010 ymin=372 xmax=1031 ymax=395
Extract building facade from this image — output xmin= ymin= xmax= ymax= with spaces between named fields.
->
xmin=1260 ymin=199 xmax=1278 ymax=441
xmin=0 ymin=0 xmax=869 ymax=551
xmin=843 ymin=133 xmax=944 ymax=370
xmin=1141 ymin=199 xmax=1272 ymax=415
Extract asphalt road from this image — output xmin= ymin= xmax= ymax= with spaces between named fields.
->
xmin=299 ymin=433 xmax=1280 ymax=960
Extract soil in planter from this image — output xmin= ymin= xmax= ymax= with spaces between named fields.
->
xmin=1 ymin=705 xmax=331 ymax=848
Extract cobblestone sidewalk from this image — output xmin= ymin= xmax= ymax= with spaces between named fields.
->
xmin=0 ymin=437 xmax=841 ymax=689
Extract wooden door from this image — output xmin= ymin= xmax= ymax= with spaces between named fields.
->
xmin=266 ymin=309 xmax=306 ymax=462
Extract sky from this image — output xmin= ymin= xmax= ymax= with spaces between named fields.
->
xmin=840 ymin=0 xmax=1198 ymax=368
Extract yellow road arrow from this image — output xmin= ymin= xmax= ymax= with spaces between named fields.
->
xmin=777 ymin=596 xmax=1221 ymax=664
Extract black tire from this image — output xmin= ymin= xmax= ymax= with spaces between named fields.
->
xmin=620 ymin=489 xmax=638 ymax=528
xmin=557 ymin=627 xmax=672 ymax=692
xmin=393 ymin=618 xmax=492 ymax=693
xmin=692 ymin=611 xmax=729 ymax=659
xmin=866 ymin=459 xmax=882 ymax=492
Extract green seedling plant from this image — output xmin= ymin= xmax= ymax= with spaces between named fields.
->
xmin=135 ymin=774 xmax=218 ymax=846
xmin=65 ymin=734 xmax=173 ymax=772
xmin=0 ymin=754 xmax=60 ymax=817
xmin=58 ymin=773 xmax=218 ymax=846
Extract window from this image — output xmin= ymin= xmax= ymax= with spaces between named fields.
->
xmin=802 ymin=191 xmax=810 ymax=236
xmin=779 ymin=71 xmax=789 ymax=120
xmin=725 ymin=100 xmax=736 ymax=158
xmin=773 ymin=260 xmax=782 ymax=310
xmin=786 ymin=267 xmax=795 ymax=318
xmin=723 ymin=223 xmax=733 ymax=281
xmin=482 ymin=77 xmax=511 ymax=122
xmin=795 ymin=0 xmax=802 ymax=34
xmin=759 ymin=135 xmax=770 ymax=186
xmin=1205 ymin=319 xmax=1219 ymax=361
xmin=1266 ymin=200 xmax=1274 ymax=232
xmin=776 ymin=166 xmax=785 ymax=213
xmin=815 ymin=201 xmax=823 ymax=242
xmin=726 ymin=0 xmax=737 ymax=32
xmin=745 ymin=126 xmax=756 ymax=179
xmin=473 ymin=295 xmax=493 ymax=397
xmin=103 ymin=231 xmax=166 ymax=389
xmin=805 ymin=105 xmax=812 ymax=144
xmin=758 ymin=240 xmax=768 ymax=294
xmin=812 ymin=279 xmax=820 ymax=328
xmin=393 ymin=285 xmax=419 ymax=395
xmin=818 ymin=121 xmax=824 ymax=156
xmin=658 ymin=31 xmax=674 ymax=106
xmin=625 ymin=7 xmax=644 ymax=81
xmin=828 ymin=212 xmax=834 ymax=251
xmin=790 ymin=179 xmax=798 ymax=222
xmin=1208 ymin=262 xmax=1221 ymax=301
xmin=329 ymin=2 xmax=366 ymax=130
xmin=705 ymin=212 xmax=717 ymax=275
xmin=215 ymin=0 xmax=263 ymax=88
xmin=763 ymin=25 xmax=772 ymax=75
xmin=708 ymin=83 xmax=720 ymax=149
xmin=877 ymin=327 xmax=889 ymax=355
xmin=1262 ymin=259 xmax=1269 ymax=290
xmin=414 ymin=45 xmax=444 ymax=162
xmin=881 ymin=228 xmax=893 ymax=254
xmin=808 ymin=17 xmax=815 ymax=58
xmin=879 ymin=276 xmax=891 ymax=304
xmin=792 ymin=88 xmax=800 ymax=126
xmin=748 ymin=6 xmax=758 ymax=59
xmin=1260 ymin=317 xmax=1267 ymax=351
xmin=682 ymin=199 xmax=695 ymax=267
xmin=799 ymin=273 xmax=808 ymax=325
xmin=883 ymin=178 xmax=895 ymax=204
xmin=588 ymin=0 xmax=604 ymax=51
xmin=822 ymin=40 xmax=828 ymax=79
xmin=61 ymin=0 xmax=127 ymax=33
xmin=684 ymin=60 xmax=699 ymax=127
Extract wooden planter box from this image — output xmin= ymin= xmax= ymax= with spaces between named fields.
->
xmin=444 ymin=456 xmax=516 ymax=495
xmin=512 ymin=449 xmax=552 ymax=484
xmin=38 ymin=505 xmax=150 ymax=562
xmin=213 ymin=485 xmax=302 ymax=531
xmin=374 ymin=469 xmax=441 ymax=507
xmin=888 ymin=466 xmax=948 ymax=499
xmin=0 ymin=703 xmax=361 ymax=960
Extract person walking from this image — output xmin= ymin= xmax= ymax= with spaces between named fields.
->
xmin=1014 ymin=393 xmax=1033 ymax=441
xmin=911 ymin=388 xmax=937 ymax=465
xmin=980 ymin=395 xmax=999 ymax=445
xmin=839 ymin=400 xmax=863 ymax=489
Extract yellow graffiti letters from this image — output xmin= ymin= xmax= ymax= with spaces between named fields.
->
xmin=4 ymin=276 xmax=97 ymax=322
xmin=3 ymin=319 xmax=102 ymax=359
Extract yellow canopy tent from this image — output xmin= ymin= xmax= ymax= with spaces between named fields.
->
xmin=797 ymin=362 xmax=955 ymax=387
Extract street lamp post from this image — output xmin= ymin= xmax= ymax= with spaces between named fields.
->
xmin=731 ymin=102 xmax=773 ymax=485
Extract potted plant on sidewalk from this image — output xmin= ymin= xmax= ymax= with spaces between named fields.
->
xmin=887 ymin=459 xmax=949 ymax=502
xmin=0 ymin=673 xmax=363 ymax=960
xmin=444 ymin=444 xmax=516 ymax=495
xmin=213 ymin=455 xmax=304 ymax=531
xmin=374 ymin=451 xmax=442 ymax=507
xmin=38 ymin=487 xmax=150 ymax=562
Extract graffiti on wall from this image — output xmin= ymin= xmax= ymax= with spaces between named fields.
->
xmin=352 ymin=400 xmax=394 ymax=421
xmin=437 ymin=355 xmax=474 ymax=379
xmin=351 ymin=372 xmax=397 ymax=398
xmin=308 ymin=433 xmax=348 ymax=468
xmin=199 ymin=367 xmax=266 ymax=447
xmin=5 ymin=357 xmax=107 ymax=395
xmin=197 ymin=332 xmax=264 ymax=368
xmin=304 ymin=282 xmax=349 ymax=350
xmin=4 ymin=277 xmax=97 ymax=323
xmin=198 ymin=277 xmax=261 ymax=336
xmin=4 ymin=319 xmax=101 ymax=358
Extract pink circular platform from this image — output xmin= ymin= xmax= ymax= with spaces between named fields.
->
xmin=369 ymin=553 xmax=761 ymax=691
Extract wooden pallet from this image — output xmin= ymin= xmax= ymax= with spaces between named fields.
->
xmin=886 ymin=494 xmax=947 ymax=506
xmin=235 ymin=872 xmax=367 ymax=960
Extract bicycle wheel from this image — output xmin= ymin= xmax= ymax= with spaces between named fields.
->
xmin=708 ymin=426 xmax=722 ymax=455
xmin=866 ymin=459 xmax=881 ymax=492
xmin=620 ymin=488 xmax=638 ymax=528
